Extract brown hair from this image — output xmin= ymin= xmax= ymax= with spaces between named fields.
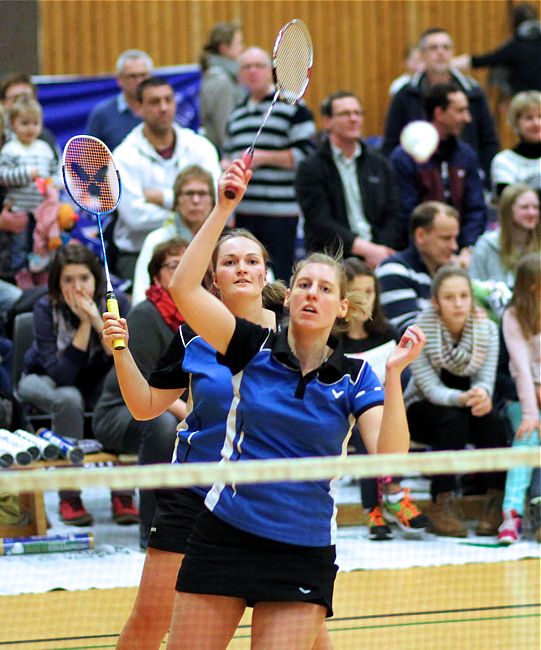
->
xmin=431 ymin=264 xmax=473 ymax=300
xmin=147 ymin=237 xmax=190 ymax=282
xmin=290 ymin=252 xmax=370 ymax=333
xmin=211 ymin=228 xmax=270 ymax=270
xmin=173 ymin=165 xmax=216 ymax=211
xmin=410 ymin=201 xmax=460 ymax=237
xmin=498 ymin=184 xmax=540 ymax=271
xmin=48 ymin=243 xmax=104 ymax=305
xmin=199 ymin=21 xmax=241 ymax=70
xmin=511 ymin=252 xmax=540 ymax=338
xmin=0 ymin=73 xmax=35 ymax=101
xmin=342 ymin=257 xmax=389 ymax=336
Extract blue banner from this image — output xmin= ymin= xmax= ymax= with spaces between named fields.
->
xmin=32 ymin=65 xmax=202 ymax=151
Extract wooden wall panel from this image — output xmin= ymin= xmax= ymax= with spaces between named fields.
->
xmin=39 ymin=0 xmax=512 ymax=140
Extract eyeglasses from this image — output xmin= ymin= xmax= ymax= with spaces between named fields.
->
xmin=160 ymin=261 xmax=181 ymax=272
xmin=333 ymin=110 xmax=364 ymax=119
xmin=179 ymin=190 xmax=212 ymax=199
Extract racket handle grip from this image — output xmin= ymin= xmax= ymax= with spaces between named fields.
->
xmin=224 ymin=149 xmax=254 ymax=199
xmin=105 ymin=291 xmax=126 ymax=351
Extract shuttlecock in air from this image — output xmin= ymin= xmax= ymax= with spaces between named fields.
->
xmin=400 ymin=121 xmax=439 ymax=163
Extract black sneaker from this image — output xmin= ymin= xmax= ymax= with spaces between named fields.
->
xmin=368 ymin=506 xmax=393 ymax=541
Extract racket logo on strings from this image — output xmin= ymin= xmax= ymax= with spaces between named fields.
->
xmin=70 ymin=162 xmax=109 ymax=198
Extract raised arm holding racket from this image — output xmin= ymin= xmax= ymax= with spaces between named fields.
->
xmin=62 ymin=135 xmax=125 ymax=350
xmin=224 ymin=18 xmax=313 ymax=199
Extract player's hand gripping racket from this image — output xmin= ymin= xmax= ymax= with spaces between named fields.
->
xmin=225 ymin=18 xmax=313 ymax=199
xmin=62 ymin=135 xmax=125 ymax=350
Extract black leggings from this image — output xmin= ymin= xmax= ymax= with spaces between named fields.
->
xmin=407 ymin=401 xmax=507 ymax=499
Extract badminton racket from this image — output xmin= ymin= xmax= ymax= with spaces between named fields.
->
xmin=225 ymin=18 xmax=313 ymax=199
xmin=62 ymin=135 xmax=125 ymax=350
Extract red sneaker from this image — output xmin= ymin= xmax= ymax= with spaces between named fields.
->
xmin=112 ymin=495 xmax=139 ymax=525
xmin=59 ymin=496 xmax=93 ymax=526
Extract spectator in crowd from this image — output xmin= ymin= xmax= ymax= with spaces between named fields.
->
xmin=85 ymin=49 xmax=153 ymax=152
xmin=405 ymin=265 xmax=507 ymax=537
xmin=131 ymin=165 xmax=216 ymax=305
xmin=376 ymin=201 xmax=459 ymax=334
xmin=295 ymin=90 xmax=405 ymax=268
xmin=199 ymin=21 xmax=245 ymax=153
xmin=0 ymin=98 xmax=62 ymax=287
xmin=490 ymin=91 xmax=541 ymax=199
xmin=390 ymin=82 xmax=487 ymax=256
xmin=389 ymin=44 xmax=425 ymax=97
xmin=452 ymin=2 xmax=541 ymax=95
xmin=497 ymin=253 xmax=541 ymax=544
xmin=0 ymin=104 xmax=28 ymax=282
xmin=342 ymin=257 xmax=429 ymax=541
xmin=93 ymin=238 xmax=189 ymax=547
xmin=381 ymin=27 xmax=499 ymax=183
xmin=222 ymin=46 xmax=316 ymax=281
xmin=112 ymin=77 xmax=220 ymax=282
xmin=0 ymin=73 xmax=59 ymax=155
xmin=17 ymin=244 xmax=133 ymax=526
xmin=470 ymin=183 xmax=540 ymax=289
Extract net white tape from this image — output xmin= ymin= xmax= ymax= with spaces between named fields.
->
xmin=2 ymin=447 xmax=538 ymax=493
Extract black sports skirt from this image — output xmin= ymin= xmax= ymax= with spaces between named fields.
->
xmin=147 ymin=488 xmax=206 ymax=554
xmin=176 ymin=510 xmax=337 ymax=617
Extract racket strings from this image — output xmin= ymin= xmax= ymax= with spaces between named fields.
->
xmin=63 ymin=139 xmax=120 ymax=215
xmin=274 ymin=22 xmax=313 ymax=104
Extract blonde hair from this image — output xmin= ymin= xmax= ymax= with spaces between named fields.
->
xmin=498 ymin=184 xmax=540 ymax=271
xmin=511 ymin=252 xmax=540 ymax=338
xmin=290 ymin=252 xmax=371 ymax=333
xmin=508 ymin=90 xmax=541 ymax=132
xmin=9 ymin=97 xmax=42 ymax=123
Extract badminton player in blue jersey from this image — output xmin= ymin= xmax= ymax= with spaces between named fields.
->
xmin=103 ymin=231 xmax=335 ymax=648
xmin=165 ymin=160 xmax=425 ymax=649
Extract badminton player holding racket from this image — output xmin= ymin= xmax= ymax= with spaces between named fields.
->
xmin=164 ymin=160 xmax=425 ymax=649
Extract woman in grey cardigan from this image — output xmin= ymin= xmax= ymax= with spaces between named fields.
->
xmin=405 ymin=266 xmax=508 ymax=538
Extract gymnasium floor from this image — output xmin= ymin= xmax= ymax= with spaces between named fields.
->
xmin=1 ymin=483 xmax=539 ymax=649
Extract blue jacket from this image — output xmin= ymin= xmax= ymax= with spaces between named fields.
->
xmin=381 ymin=69 xmax=499 ymax=182
xmin=390 ymin=136 xmax=487 ymax=248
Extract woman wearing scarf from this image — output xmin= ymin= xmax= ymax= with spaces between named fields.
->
xmin=92 ymin=237 xmax=191 ymax=546
xmin=18 ymin=243 xmax=131 ymax=525
xmin=404 ymin=265 xmax=508 ymax=538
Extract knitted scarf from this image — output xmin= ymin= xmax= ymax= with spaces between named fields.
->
xmin=420 ymin=305 xmax=490 ymax=377
xmin=145 ymin=284 xmax=184 ymax=332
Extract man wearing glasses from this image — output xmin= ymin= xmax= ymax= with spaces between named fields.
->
xmin=381 ymin=28 xmax=499 ymax=184
xmin=295 ymin=90 xmax=405 ymax=268
xmin=85 ymin=49 xmax=154 ymax=152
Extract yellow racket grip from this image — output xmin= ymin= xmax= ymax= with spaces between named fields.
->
xmin=105 ymin=291 xmax=126 ymax=350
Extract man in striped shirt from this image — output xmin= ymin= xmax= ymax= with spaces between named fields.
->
xmin=222 ymin=47 xmax=316 ymax=281
xmin=375 ymin=201 xmax=460 ymax=334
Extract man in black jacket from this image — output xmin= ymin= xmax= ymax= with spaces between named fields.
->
xmin=381 ymin=28 xmax=499 ymax=183
xmin=295 ymin=90 xmax=406 ymax=268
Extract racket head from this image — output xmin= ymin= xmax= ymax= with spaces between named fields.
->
xmin=272 ymin=18 xmax=313 ymax=105
xmin=62 ymin=135 xmax=121 ymax=216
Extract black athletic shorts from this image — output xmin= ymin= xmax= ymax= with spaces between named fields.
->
xmin=147 ymin=488 xmax=206 ymax=554
xmin=176 ymin=510 xmax=337 ymax=617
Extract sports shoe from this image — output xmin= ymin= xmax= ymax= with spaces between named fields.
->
xmin=367 ymin=505 xmax=393 ymax=541
xmin=383 ymin=488 xmax=430 ymax=533
xmin=59 ymin=496 xmax=93 ymax=526
xmin=497 ymin=510 xmax=522 ymax=545
xmin=112 ymin=494 xmax=139 ymax=525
